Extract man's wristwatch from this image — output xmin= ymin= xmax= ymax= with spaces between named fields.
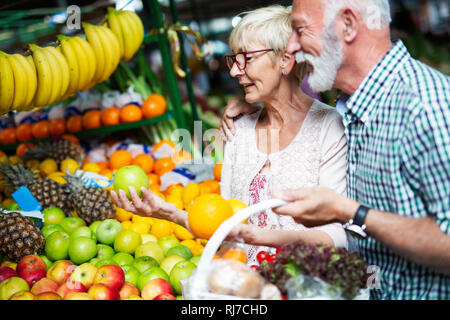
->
xmin=343 ymin=205 xmax=371 ymax=239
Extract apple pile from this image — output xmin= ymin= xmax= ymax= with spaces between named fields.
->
xmin=0 ymin=213 xmax=200 ymax=300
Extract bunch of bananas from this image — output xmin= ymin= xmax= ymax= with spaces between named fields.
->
xmin=0 ymin=8 xmax=144 ymax=115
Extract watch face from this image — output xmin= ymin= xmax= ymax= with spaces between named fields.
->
xmin=345 ymin=225 xmax=367 ymax=239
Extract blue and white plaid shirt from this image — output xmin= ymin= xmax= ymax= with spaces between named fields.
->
xmin=337 ymin=40 xmax=450 ymax=300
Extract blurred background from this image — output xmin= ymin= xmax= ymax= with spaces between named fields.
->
xmin=1 ymin=0 xmax=449 ymax=110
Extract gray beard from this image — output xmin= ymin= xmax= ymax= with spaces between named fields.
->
xmin=295 ymin=24 xmax=343 ymax=93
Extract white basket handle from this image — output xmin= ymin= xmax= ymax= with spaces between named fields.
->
xmin=189 ymin=198 xmax=289 ymax=297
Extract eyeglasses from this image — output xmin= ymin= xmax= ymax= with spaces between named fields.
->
xmin=224 ymin=49 xmax=274 ymax=70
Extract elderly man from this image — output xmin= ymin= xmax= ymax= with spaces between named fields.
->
xmin=220 ymin=0 xmax=450 ymax=300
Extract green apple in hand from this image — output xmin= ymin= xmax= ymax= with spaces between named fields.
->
xmin=96 ymin=219 xmax=123 ymax=245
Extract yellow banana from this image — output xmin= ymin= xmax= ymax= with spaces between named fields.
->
xmin=0 ymin=52 xmax=14 ymax=113
xmin=68 ymin=36 xmax=89 ymax=91
xmin=29 ymin=44 xmax=53 ymax=107
xmin=72 ymin=36 xmax=97 ymax=91
xmin=107 ymin=8 xmax=125 ymax=59
xmin=83 ymin=23 xmax=105 ymax=84
xmin=57 ymin=36 xmax=80 ymax=97
xmin=46 ymin=46 xmax=70 ymax=100
xmin=7 ymin=54 xmax=28 ymax=111
xmin=116 ymin=11 xmax=138 ymax=62
xmin=24 ymin=56 xmax=38 ymax=110
xmin=42 ymin=46 xmax=62 ymax=105
xmin=125 ymin=10 xmax=144 ymax=53
xmin=98 ymin=25 xmax=121 ymax=82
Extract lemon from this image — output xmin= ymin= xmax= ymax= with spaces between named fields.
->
xmin=39 ymin=159 xmax=58 ymax=177
xmin=150 ymin=219 xmax=173 ymax=239
xmin=173 ymin=224 xmax=195 ymax=241
xmin=25 ymin=159 xmax=40 ymax=171
xmin=166 ymin=194 xmax=184 ymax=210
xmin=182 ymin=183 xmax=200 ymax=207
xmin=60 ymin=158 xmax=79 ymax=174
xmin=115 ymin=207 xmax=133 ymax=222
xmin=47 ymin=171 xmax=66 ymax=185
xmin=129 ymin=222 xmax=150 ymax=234
xmin=121 ymin=220 xmax=132 ymax=229
xmin=82 ymin=162 xmax=101 ymax=174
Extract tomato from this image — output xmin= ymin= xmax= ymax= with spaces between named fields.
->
xmin=267 ymin=254 xmax=277 ymax=263
xmin=249 ymin=265 xmax=260 ymax=271
xmin=256 ymin=251 xmax=269 ymax=264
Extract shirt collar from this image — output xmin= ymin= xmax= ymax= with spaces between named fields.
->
xmin=345 ymin=40 xmax=410 ymax=124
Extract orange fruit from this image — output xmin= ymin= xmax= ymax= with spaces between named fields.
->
xmin=147 ymin=173 xmax=160 ymax=185
xmin=149 ymin=184 xmax=161 ymax=193
xmin=213 ymin=163 xmax=222 ymax=181
xmin=120 ymin=104 xmax=143 ymax=123
xmin=82 ymin=110 xmax=102 ymax=130
xmin=108 ymin=150 xmax=132 ymax=170
xmin=187 ymin=193 xmax=233 ymax=239
xmin=49 ymin=119 xmax=67 ymax=136
xmin=222 ymin=248 xmax=247 ymax=264
xmin=31 ymin=121 xmax=50 ymax=139
xmin=1 ymin=128 xmax=17 ymax=145
xmin=96 ymin=161 xmax=109 ymax=171
xmin=101 ymin=107 xmax=120 ymax=126
xmin=61 ymin=134 xmax=79 ymax=144
xmin=132 ymin=153 xmax=154 ymax=174
xmin=153 ymin=157 xmax=175 ymax=176
xmin=66 ymin=115 xmax=83 ymax=133
xmin=16 ymin=123 xmax=33 ymax=142
xmin=141 ymin=94 xmax=167 ymax=119
xmin=153 ymin=139 xmax=175 ymax=152
xmin=16 ymin=143 xmax=35 ymax=157
xmin=171 ymin=149 xmax=192 ymax=164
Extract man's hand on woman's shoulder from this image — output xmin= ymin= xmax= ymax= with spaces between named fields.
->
xmin=220 ymin=97 xmax=259 ymax=141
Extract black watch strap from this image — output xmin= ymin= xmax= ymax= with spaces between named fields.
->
xmin=353 ymin=205 xmax=371 ymax=227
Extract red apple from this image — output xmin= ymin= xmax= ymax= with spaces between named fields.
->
xmin=20 ymin=268 xmax=46 ymax=287
xmin=46 ymin=260 xmax=76 ymax=285
xmin=34 ymin=292 xmax=62 ymax=300
xmin=154 ymin=292 xmax=176 ymax=300
xmin=141 ymin=278 xmax=173 ymax=300
xmin=17 ymin=255 xmax=47 ymax=275
xmin=64 ymin=292 xmax=92 ymax=300
xmin=88 ymin=283 xmax=119 ymax=300
xmin=93 ymin=265 xmax=125 ymax=291
xmin=69 ymin=263 xmax=97 ymax=289
xmin=0 ymin=266 xmax=17 ymax=283
xmin=31 ymin=277 xmax=59 ymax=295
xmin=57 ymin=279 xmax=87 ymax=299
xmin=119 ymin=282 xmax=140 ymax=300
xmin=9 ymin=290 xmax=35 ymax=300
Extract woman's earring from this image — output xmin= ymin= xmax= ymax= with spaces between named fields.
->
xmin=282 ymin=70 xmax=287 ymax=75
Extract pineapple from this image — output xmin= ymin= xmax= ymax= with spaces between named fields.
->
xmin=0 ymin=163 xmax=73 ymax=216
xmin=64 ymin=173 xmax=115 ymax=224
xmin=0 ymin=210 xmax=45 ymax=262
xmin=22 ymin=139 xmax=85 ymax=165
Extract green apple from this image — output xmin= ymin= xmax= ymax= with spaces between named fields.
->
xmin=140 ymin=233 xmax=157 ymax=244
xmin=96 ymin=244 xmax=115 ymax=260
xmin=96 ymin=219 xmax=123 ymax=245
xmin=135 ymin=242 xmax=165 ymax=264
xmin=113 ymin=165 xmax=149 ymax=199
xmin=95 ymin=259 xmax=119 ymax=268
xmin=0 ymin=277 xmax=29 ymax=300
xmin=137 ymin=267 xmax=169 ymax=291
xmin=70 ymin=226 xmax=93 ymax=241
xmin=176 ymin=295 xmax=183 ymax=300
xmin=166 ymin=245 xmax=193 ymax=260
xmin=61 ymin=217 xmax=86 ymax=235
xmin=41 ymin=224 xmax=65 ymax=239
xmin=132 ymin=256 xmax=159 ymax=273
xmin=157 ymin=235 xmax=180 ymax=255
xmin=189 ymin=255 xmax=201 ymax=266
xmin=7 ymin=203 xmax=20 ymax=211
xmin=68 ymin=236 xmax=98 ymax=265
xmin=122 ymin=265 xmax=140 ymax=286
xmin=160 ymin=254 xmax=186 ymax=275
xmin=169 ymin=260 xmax=196 ymax=295
xmin=89 ymin=221 xmax=102 ymax=235
xmin=112 ymin=252 xmax=134 ymax=267
xmin=89 ymin=258 xmax=100 ymax=266
xmin=42 ymin=207 xmax=66 ymax=226
xmin=114 ymin=229 xmax=142 ymax=254
xmin=45 ymin=230 xmax=70 ymax=261
xmin=39 ymin=255 xmax=53 ymax=270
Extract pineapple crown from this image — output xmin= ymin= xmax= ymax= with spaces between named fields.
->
xmin=21 ymin=142 xmax=53 ymax=161
xmin=0 ymin=163 xmax=38 ymax=190
xmin=63 ymin=171 xmax=86 ymax=193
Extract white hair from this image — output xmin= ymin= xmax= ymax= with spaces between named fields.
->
xmin=322 ymin=0 xmax=392 ymax=30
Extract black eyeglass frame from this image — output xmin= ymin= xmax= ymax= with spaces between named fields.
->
xmin=224 ymin=49 xmax=274 ymax=70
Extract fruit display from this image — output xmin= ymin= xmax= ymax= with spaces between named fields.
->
xmin=0 ymin=8 xmax=144 ymax=115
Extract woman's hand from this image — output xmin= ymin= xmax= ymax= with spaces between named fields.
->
xmin=110 ymin=186 xmax=181 ymax=222
xmin=226 ymin=223 xmax=260 ymax=244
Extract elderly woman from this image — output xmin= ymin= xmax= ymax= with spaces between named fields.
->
xmin=111 ymin=5 xmax=348 ymax=265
